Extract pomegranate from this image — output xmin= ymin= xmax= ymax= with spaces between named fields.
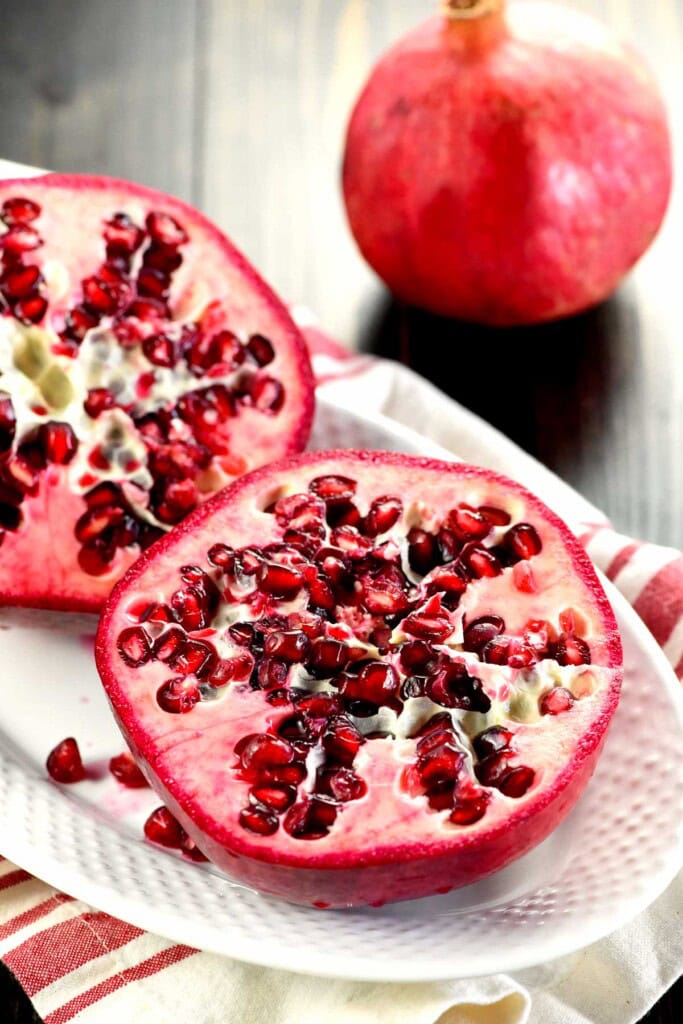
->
xmin=0 ymin=174 xmax=314 ymax=610
xmin=96 ymin=451 xmax=622 ymax=908
xmin=46 ymin=737 xmax=85 ymax=783
xmin=342 ymin=0 xmax=672 ymax=325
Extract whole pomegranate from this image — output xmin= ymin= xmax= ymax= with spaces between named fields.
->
xmin=342 ymin=0 xmax=672 ymax=325
xmin=0 ymin=175 xmax=314 ymax=610
xmin=96 ymin=450 xmax=622 ymax=908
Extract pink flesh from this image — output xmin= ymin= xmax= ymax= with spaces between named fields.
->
xmin=97 ymin=451 xmax=622 ymax=907
xmin=0 ymin=174 xmax=314 ymax=610
xmin=342 ymin=2 xmax=672 ymax=325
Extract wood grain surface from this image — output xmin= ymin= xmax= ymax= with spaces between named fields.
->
xmin=0 ymin=1 xmax=681 ymax=1020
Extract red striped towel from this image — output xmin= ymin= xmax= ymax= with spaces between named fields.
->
xmin=0 ymin=319 xmax=681 ymax=1024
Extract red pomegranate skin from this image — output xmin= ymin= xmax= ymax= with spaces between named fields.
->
xmin=96 ymin=450 xmax=622 ymax=908
xmin=342 ymin=1 xmax=672 ymax=325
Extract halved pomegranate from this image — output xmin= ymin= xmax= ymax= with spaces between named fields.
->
xmin=0 ymin=174 xmax=313 ymax=610
xmin=96 ymin=451 xmax=622 ymax=908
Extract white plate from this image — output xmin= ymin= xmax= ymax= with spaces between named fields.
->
xmin=1 ymin=397 xmax=683 ymax=982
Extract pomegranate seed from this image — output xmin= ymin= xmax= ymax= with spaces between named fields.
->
xmin=13 ymin=293 xmax=47 ymax=324
xmin=109 ymin=751 xmax=148 ymax=788
xmin=0 ymin=392 xmax=16 ymax=451
xmin=308 ymin=637 xmax=349 ymax=675
xmin=117 ymin=626 xmax=153 ymax=667
xmin=473 ymin=726 xmax=513 ymax=760
xmin=260 ymin=761 xmax=307 ymax=786
xmin=157 ymin=676 xmax=201 ymax=714
xmin=462 ymin=545 xmax=502 ymax=578
xmin=309 ymin=475 xmax=357 ymax=503
xmin=513 ymin=561 xmax=537 ymax=593
xmin=264 ymin=629 xmax=310 ymax=662
xmin=418 ymin=745 xmax=464 ymax=787
xmin=479 ymin=504 xmax=511 ymax=526
xmin=153 ymin=626 xmax=187 ymax=663
xmin=249 ymin=375 xmax=284 ymax=413
xmin=77 ymin=545 xmax=113 ymax=576
xmin=137 ymin=266 xmax=170 ymax=299
xmin=206 ymin=330 xmax=246 ymax=370
xmin=128 ymin=296 xmax=168 ymax=320
xmin=0 ymin=224 xmax=41 ymax=253
xmin=283 ymin=797 xmax=337 ymax=839
xmin=426 ymin=564 xmax=469 ymax=597
xmin=330 ymin=525 xmax=372 ymax=559
xmin=364 ymin=495 xmax=402 ymax=537
xmin=103 ymin=211 xmax=144 ymax=254
xmin=402 ymin=611 xmax=453 ymax=642
xmin=246 ymin=334 xmax=275 ymax=366
xmin=207 ymin=542 xmax=235 ymax=570
xmin=171 ymin=586 xmax=212 ymax=631
xmin=143 ymin=332 xmax=177 ymax=367
xmin=255 ymin=657 xmax=289 ymax=691
xmin=1 ymin=263 xmax=42 ymax=298
xmin=156 ymin=479 xmax=199 ymax=524
xmin=82 ymin=275 xmax=122 ymax=315
xmin=211 ymin=653 xmax=253 ymax=686
xmin=1 ymin=196 xmax=41 ymax=225
xmin=75 ymin=505 xmax=124 ymax=544
xmin=554 ymin=633 xmax=591 ymax=666
xmin=181 ymin=837 xmax=208 ymax=862
xmin=277 ymin=714 xmax=310 ymax=743
xmin=427 ymin=663 xmax=491 ymax=712
xmin=361 ymin=578 xmax=409 ymax=615
xmin=240 ymin=733 xmax=294 ymax=771
xmin=84 ymin=483 xmax=122 ymax=512
xmin=449 ymin=506 xmax=491 ymax=541
xmin=64 ymin=307 xmax=97 ymax=343
xmin=144 ymin=806 xmax=186 ymax=848
xmin=239 ymin=805 xmax=279 ymax=836
xmin=317 ymin=767 xmax=367 ymax=802
xmin=229 ymin=622 xmax=257 ymax=647
xmin=499 ymin=766 xmax=535 ymax=798
xmin=250 ymin=784 xmax=296 ymax=812
xmin=539 ymin=686 xmax=575 ymax=715
xmin=559 ymin=607 xmax=587 ymax=634
xmin=38 ymin=422 xmax=78 ymax=465
xmin=146 ymin=210 xmax=188 ymax=247
xmin=339 ymin=661 xmax=399 ymax=706
xmin=504 ymin=523 xmax=542 ymax=560
xmin=399 ymin=640 xmax=436 ymax=673
xmin=322 ymin=715 xmax=364 ymax=765
xmin=171 ymin=638 xmax=217 ymax=678
xmin=475 ymin=749 xmax=516 ymax=787
xmin=463 ymin=615 xmax=505 ymax=654
xmin=83 ymin=388 xmax=116 ymax=418
xmin=257 ymin=562 xmax=304 ymax=598
xmin=143 ymin=602 xmax=175 ymax=623
xmin=450 ymin=792 xmax=489 ymax=825
xmin=143 ymin=243 xmax=183 ymax=272
xmin=46 ymin=737 xmax=85 ymax=783
xmin=407 ymin=527 xmax=439 ymax=575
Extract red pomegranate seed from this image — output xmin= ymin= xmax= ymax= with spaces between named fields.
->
xmin=246 ymin=334 xmax=275 ymax=366
xmin=295 ymin=691 xmax=343 ymax=717
xmin=240 ymin=734 xmax=295 ymax=771
xmin=498 ymin=766 xmax=535 ymax=798
xmin=450 ymin=791 xmax=489 ymax=825
xmin=109 ymin=751 xmax=148 ymax=788
xmin=482 ymin=635 xmax=512 ymax=665
xmin=479 ymin=504 xmax=511 ymax=526
xmin=117 ymin=626 xmax=153 ymax=667
xmin=418 ymin=745 xmax=464 ymax=787
xmin=407 ymin=527 xmax=439 ymax=575
xmin=153 ymin=626 xmax=186 ymax=663
xmin=83 ymin=388 xmax=116 ymax=418
xmin=540 ymin=687 xmax=575 ymax=715
xmin=308 ymin=638 xmax=349 ymax=675
xmin=364 ymin=495 xmax=402 ymax=537
xmin=513 ymin=561 xmax=537 ymax=593
xmin=82 ymin=275 xmax=122 ymax=316
xmin=103 ymin=211 xmax=144 ymax=254
xmin=319 ymin=767 xmax=367 ymax=802
xmin=143 ymin=243 xmax=183 ymax=272
xmin=137 ymin=266 xmax=170 ymax=299
xmin=504 ymin=522 xmax=542 ymax=560
xmin=402 ymin=611 xmax=453 ymax=642
xmin=0 ymin=224 xmax=41 ymax=253
xmin=426 ymin=564 xmax=469 ymax=597
xmin=361 ymin=578 xmax=409 ymax=615
xmin=128 ymin=296 xmax=168 ymax=321
xmin=283 ymin=796 xmax=337 ymax=839
xmin=325 ymin=499 xmax=361 ymax=529
xmin=463 ymin=615 xmax=505 ymax=654
xmin=146 ymin=210 xmax=188 ymax=247
xmin=399 ymin=640 xmax=436 ymax=673
xmin=142 ymin=332 xmax=177 ymax=367
xmin=260 ymin=761 xmax=307 ymax=786
xmin=206 ymin=330 xmax=246 ymax=370
xmin=46 ymin=737 xmax=85 ymax=783
xmin=257 ymin=562 xmax=304 ymax=598
xmin=264 ymin=629 xmax=310 ymax=662
xmin=250 ymin=784 xmax=296 ymax=812
xmin=309 ymin=474 xmax=357 ymax=503
xmin=157 ymin=676 xmax=201 ymax=714
xmin=77 ymin=545 xmax=113 ymax=576
xmin=475 ymin=749 xmax=516 ymax=786
xmin=339 ymin=662 xmax=399 ymax=706
xmin=239 ymin=805 xmax=279 ymax=836
xmin=38 ymin=422 xmax=78 ymax=465
xmin=1 ymin=196 xmax=41 ymax=225
xmin=144 ymin=806 xmax=186 ymax=848
xmin=207 ymin=542 xmax=235 ymax=570
xmin=449 ymin=506 xmax=491 ymax=541
xmin=0 ymin=392 xmax=16 ymax=451
xmin=249 ymin=375 xmax=284 ymax=413
xmin=1 ymin=263 xmax=42 ymax=298
xmin=156 ymin=479 xmax=199 ymax=524
xmin=171 ymin=638 xmax=217 ymax=678
xmin=330 ymin=525 xmax=373 ymax=559
xmin=462 ymin=545 xmax=502 ymax=578
xmin=256 ymin=657 xmax=289 ymax=691
xmin=322 ymin=715 xmax=364 ymax=765
xmin=13 ymin=293 xmax=47 ymax=324
xmin=554 ymin=633 xmax=591 ymax=666
xmin=171 ymin=586 xmax=211 ymax=631
xmin=211 ymin=653 xmax=253 ymax=686
xmin=75 ymin=505 xmax=125 ymax=543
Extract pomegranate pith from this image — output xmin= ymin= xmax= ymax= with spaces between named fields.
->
xmin=0 ymin=174 xmax=313 ymax=612
xmin=96 ymin=451 xmax=622 ymax=908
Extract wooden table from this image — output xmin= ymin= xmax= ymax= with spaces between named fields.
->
xmin=0 ymin=1 xmax=680 ymax=1020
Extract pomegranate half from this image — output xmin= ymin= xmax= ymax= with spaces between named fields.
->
xmin=96 ymin=450 xmax=622 ymax=909
xmin=0 ymin=174 xmax=314 ymax=610
xmin=342 ymin=0 xmax=672 ymax=325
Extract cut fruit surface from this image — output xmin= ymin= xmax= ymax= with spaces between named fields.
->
xmin=96 ymin=450 xmax=622 ymax=908
xmin=0 ymin=174 xmax=313 ymax=610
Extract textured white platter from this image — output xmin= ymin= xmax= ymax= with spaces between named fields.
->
xmin=1 ymin=397 xmax=682 ymax=982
